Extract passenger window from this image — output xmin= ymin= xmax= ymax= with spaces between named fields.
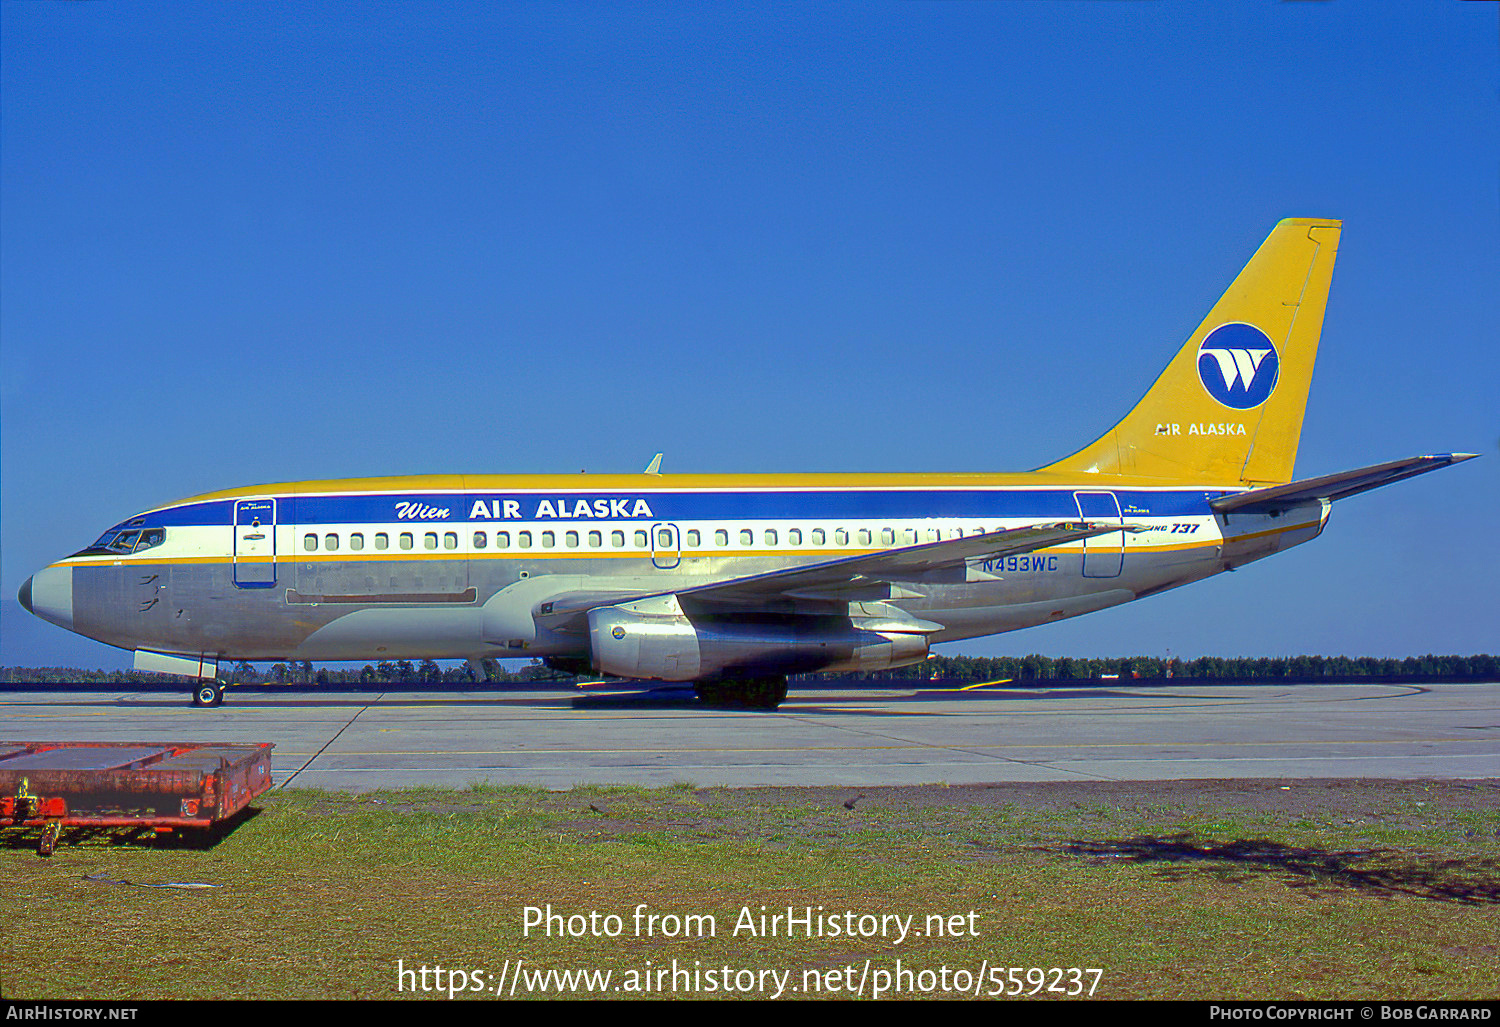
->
xmin=350 ymin=533 xmax=364 ymax=551
xmin=375 ymin=533 xmax=389 ymax=550
xmin=634 ymin=530 xmax=648 ymax=547
xmin=904 ymin=528 xmax=917 ymax=545
xmin=518 ymin=531 xmax=532 ymax=549
xmin=739 ymin=529 xmax=753 ymax=546
xmin=715 ymin=529 xmax=728 ymax=547
xmin=611 ymin=530 xmax=625 ymax=548
xmin=835 ymin=529 xmax=848 ymax=546
xmin=325 ymin=533 xmax=339 ymax=551
xmin=811 ymin=528 xmax=825 ymax=545
xmin=657 ymin=529 xmax=673 ymax=548
xmin=926 ymin=528 xmax=939 ymax=542
xmin=858 ymin=529 xmax=871 ymax=546
xmin=789 ymin=529 xmax=802 ymax=546
xmin=473 ymin=531 xmax=487 ymax=549
xmin=589 ymin=531 xmax=602 ymax=548
xmin=444 ymin=532 xmax=457 ymax=550
xmin=424 ymin=533 xmax=438 ymax=550
xmin=881 ymin=528 xmax=894 ymax=546
xmin=764 ymin=529 xmax=777 ymax=546
xmin=496 ymin=532 xmax=510 ymax=549
xmin=565 ymin=531 xmax=579 ymax=548
xmin=304 ymin=534 xmax=318 ymax=552
xmin=400 ymin=533 xmax=414 ymax=550
xmin=542 ymin=531 xmax=555 ymax=548
xmin=685 ymin=529 xmax=700 ymax=547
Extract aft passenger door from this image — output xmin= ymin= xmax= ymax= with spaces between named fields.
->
xmin=233 ymin=499 xmax=278 ymax=588
xmin=1073 ymin=491 xmax=1123 ymax=578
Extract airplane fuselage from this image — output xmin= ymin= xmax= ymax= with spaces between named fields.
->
xmin=22 ymin=472 xmax=1328 ymax=669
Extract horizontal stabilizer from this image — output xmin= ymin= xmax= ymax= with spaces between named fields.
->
xmin=1211 ymin=453 xmax=1477 ymax=514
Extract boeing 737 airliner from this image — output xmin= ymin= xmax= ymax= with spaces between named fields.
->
xmin=18 ymin=219 xmax=1475 ymax=707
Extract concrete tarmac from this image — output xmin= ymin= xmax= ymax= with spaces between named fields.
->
xmin=1 ymin=679 xmax=1495 ymax=790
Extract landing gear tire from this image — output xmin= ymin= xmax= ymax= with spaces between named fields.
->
xmin=693 ymin=675 xmax=788 ymax=710
xmin=192 ymin=684 xmax=225 ymax=708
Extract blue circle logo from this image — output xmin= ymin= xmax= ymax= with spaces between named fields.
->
xmin=1197 ymin=323 xmax=1279 ymax=409
xmin=611 ymin=626 xmax=626 ymax=640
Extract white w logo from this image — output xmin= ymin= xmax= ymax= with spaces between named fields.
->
xmin=1202 ymin=347 xmax=1272 ymax=391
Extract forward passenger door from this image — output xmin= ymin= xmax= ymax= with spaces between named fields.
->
xmin=233 ymin=499 xmax=277 ymax=588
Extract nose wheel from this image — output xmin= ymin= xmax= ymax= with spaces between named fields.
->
xmin=192 ymin=683 xmax=225 ymax=707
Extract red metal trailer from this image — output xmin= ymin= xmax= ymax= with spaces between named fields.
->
xmin=0 ymin=741 xmax=275 ymax=854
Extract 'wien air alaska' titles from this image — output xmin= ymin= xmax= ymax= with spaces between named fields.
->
xmin=468 ymin=498 xmax=656 ymax=520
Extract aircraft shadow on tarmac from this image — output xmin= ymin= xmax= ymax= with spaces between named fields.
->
xmin=0 ymin=687 xmax=1140 ymax=712
xmin=567 ymin=684 xmax=1153 ymax=713
xmin=1046 ymin=834 xmax=1500 ymax=905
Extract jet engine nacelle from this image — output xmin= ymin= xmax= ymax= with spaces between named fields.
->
xmin=586 ymin=605 xmax=930 ymax=681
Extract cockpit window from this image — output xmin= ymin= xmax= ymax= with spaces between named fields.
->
xmin=73 ymin=526 xmax=166 ymax=558
xmin=108 ymin=531 xmax=141 ymax=553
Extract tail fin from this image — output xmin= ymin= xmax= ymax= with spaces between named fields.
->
xmin=1039 ymin=218 xmax=1341 ymax=486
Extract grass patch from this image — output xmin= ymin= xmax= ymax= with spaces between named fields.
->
xmin=1 ymin=780 xmax=1495 ymax=1000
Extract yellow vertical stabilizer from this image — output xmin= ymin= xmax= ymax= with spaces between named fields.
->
xmin=1039 ymin=218 xmax=1341 ymax=486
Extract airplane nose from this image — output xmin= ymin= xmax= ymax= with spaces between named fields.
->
xmin=20 ymin=566 xmax=72 ymax=630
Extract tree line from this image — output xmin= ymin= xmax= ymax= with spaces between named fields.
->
xmin=0 ymin=658 xmax=549 ymax=685
xmin=797 ymin=652 xmax=1500 ymax=682
xmin=1 ymin=653 xmax=1496 ymax=685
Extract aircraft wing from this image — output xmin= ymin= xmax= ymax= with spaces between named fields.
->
xmin=1211 ymin=453 xmax=1478 ymax=515
xmin=679 ymin=521 xmax=1139 ymax=604
xmin=535 ymin=521 xmax=1140 ymax=626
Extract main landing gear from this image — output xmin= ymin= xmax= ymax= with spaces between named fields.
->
xmin=693 ymin=675 xmax=788 ymax=711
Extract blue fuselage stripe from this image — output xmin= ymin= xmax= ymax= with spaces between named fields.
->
xmin=113 ymin=489 xmax=1225 ymax=532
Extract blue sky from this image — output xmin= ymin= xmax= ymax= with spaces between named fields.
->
xmin=3 ymin=2 xmax=1496 ymax=671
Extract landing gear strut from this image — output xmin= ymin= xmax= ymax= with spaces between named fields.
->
xmin=693 ymin=675 xmax=788 ymax=710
